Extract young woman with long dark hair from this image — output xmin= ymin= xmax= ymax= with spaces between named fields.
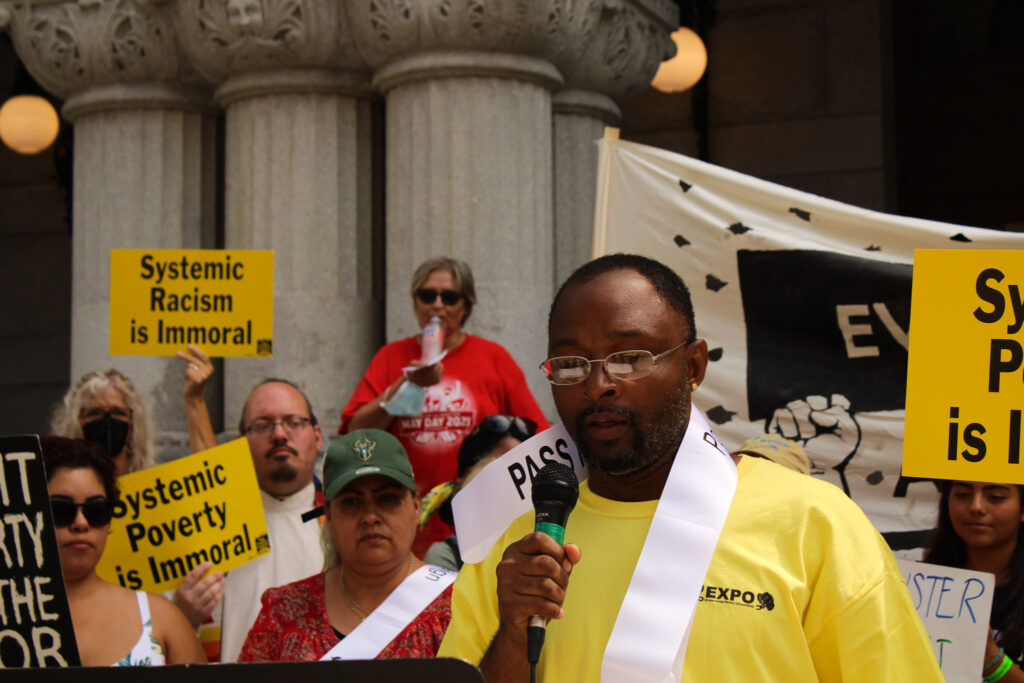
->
xmin=925 ymin=481 xmax=1024 ymax=682
xmin=42 ymin=437 xmax=205 ymax=666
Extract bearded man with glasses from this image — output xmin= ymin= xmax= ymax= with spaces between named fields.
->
xmin=439 ymin=254 xmax=942 ymax=682
xmin=173 ymin=378 xmax=327 ymax=664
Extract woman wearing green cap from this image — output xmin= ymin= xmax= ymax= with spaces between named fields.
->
xmin=238 ymin=429 xmax=453 ymax=662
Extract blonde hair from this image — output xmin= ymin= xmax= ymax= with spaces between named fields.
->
xmin=410 ymin=256 xmax=477 ymax=323
xmin=321 ymin=521 xmax=340 ymax=573
xmin=49 ymin=369 xmax=156 ymax=472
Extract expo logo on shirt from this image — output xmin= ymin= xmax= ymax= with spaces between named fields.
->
xmin=699 ymin=584 xmax=775 ymax=612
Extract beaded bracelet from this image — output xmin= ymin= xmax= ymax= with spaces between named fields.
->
xmin=986 ymin=648 xmax=1007 ymax=673
xmin=984 ymin=655 xmax=1013 ymax=683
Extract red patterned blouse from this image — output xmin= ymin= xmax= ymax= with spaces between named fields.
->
xmin=238 ymin=573 xmax=452 ymax=662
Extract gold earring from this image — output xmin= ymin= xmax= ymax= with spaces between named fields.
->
xmin=690 ymin=381 xmax=698 ymax=392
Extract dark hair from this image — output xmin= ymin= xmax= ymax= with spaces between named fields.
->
xmin=456 ymin=416 xmax=536 ymax=479
xmin=436 ymin=418 xmax=531 ymax=527
xmin=40 ymin=436 xmax=120 ymax=505
xmin=924 ymin=481 xmax=1024 ymax=659
xmin=549 ymin=254 xmax=697 ymax=340
xmin=238 ymin=378 xmax=319 ymax=435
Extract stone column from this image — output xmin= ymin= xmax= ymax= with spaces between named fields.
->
xmin=347 ymin=1 xmax=572 ymax=418
xmin=2 ymin=0 xmax=217 ymax=459
xmin=552 ymin=90 xmax=620 ymax=288
xmin=550 ymin=0 xmax=678 ymax=288
xmin=173 ymin=0 xmax=377 ymax=432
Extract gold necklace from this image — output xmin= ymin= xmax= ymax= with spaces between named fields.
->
xmin=339 ymin=557 xmax=417 ymax=622
xmin=340 ymin=570 xmax=370 ymax=621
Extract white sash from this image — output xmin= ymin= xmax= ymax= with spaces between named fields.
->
xmin=319 ymin=564 xmax=456 ymax=661
xmin=453 ymin=424 xmax=587 ymax=564
xmin=601 ymin=407 xmax=737 ymax=683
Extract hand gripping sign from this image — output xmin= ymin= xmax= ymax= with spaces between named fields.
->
xmin=95 ymin=439 xmax=270 ymax=593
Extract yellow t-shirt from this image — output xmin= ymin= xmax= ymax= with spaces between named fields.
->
xmin=439 ymin=456 xmax=942 ymax=681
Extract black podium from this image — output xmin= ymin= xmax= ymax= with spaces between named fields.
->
xmin=2 ymin=658 xmax=485 ymax=682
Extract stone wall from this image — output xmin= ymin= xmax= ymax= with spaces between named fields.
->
xmin=623 ymin=0 xmax=889 ymax=212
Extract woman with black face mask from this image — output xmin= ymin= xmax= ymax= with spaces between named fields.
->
xmin=50 ymin=369 xmax=155 ymax=476
xmin=50 ymin=361 xmax=225 ymax=637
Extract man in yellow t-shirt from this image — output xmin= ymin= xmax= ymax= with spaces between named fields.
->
xmin=438 ymin=254 xmax=942 ymax=682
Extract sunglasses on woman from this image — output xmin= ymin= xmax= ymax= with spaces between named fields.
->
xmin=415 ymin=288 xmax=462 ymax=306
xmin=471 ymin=415 xmax=538 ymax=442
xmin=49 ymin=496 xmax=114 ymax=528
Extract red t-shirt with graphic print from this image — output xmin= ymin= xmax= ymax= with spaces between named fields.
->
xmin=341 ymin=335 xmax=549 ymax=554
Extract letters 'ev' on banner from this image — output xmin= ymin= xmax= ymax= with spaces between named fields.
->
xmin=95 ymin=438 xmax=270 ymax=593
xmin=110 ymin=249 xmax=274 ymax=357
xmin=904 ymin=250 xmax=1024 ymax=484
xmin=592 ymin=133 xmax=1024 ymax=553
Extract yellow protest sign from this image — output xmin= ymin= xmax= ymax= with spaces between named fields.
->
xmin=903 ymin=249 xmax=1024 ymax=483
xmin=109 ymin=248 xmax=273 ymax=357
xmin=96 ymin=439 xmax=271 ymax=593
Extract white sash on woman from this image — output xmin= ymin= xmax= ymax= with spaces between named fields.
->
xmin=601 ymin=407 xmax=737 ymax=683
xmin=320 ymin=564 xmax=456 ymax=661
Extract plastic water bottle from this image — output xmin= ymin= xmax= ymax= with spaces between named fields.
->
xmin=421 ymin=316 xmax=444 ymax=362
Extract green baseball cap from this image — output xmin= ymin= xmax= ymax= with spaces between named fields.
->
xmin=324 ymin=429 xmax=416 ymax=500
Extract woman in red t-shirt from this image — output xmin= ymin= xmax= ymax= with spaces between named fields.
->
xmin=340 ymin=256 xmax=549 ymax=554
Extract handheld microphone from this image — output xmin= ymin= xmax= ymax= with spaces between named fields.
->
xmin=527 ymin=463 xmax=580 ymax=667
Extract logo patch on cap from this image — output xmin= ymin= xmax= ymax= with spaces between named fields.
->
xmin=354 ymin=466 xmax=381 ymax=476
xmin=353 ymin=437 xmax=376 ymax=461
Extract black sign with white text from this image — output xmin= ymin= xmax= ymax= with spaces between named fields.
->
xmin=0 ymin=435 xmax=79 ymax=668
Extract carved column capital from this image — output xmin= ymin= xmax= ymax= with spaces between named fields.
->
xmin=1 ymin=0 xmax=209 ymax=117
xmin=551 ymin=0 xmax=678 ymax=107
xmin=345 ymin=0 xmax=571 ymax=85
xmin=342 ymin=0 xmax=676 ymax=103
xmin=170 ymin=0 xmax=371 ymax=103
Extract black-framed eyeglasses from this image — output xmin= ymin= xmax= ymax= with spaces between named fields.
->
xmin=539 ymin=340 xmax=692 ymax=385
xmin=415 ymin=288 xmax=462 ymax=306
xmin=50 ymin=496 xmax=114 ymax=528
xmin=245 ymin=415 xmax=312 ymax=438
xmin=80 ymin=407 xmax=133 ymax=422
xmin=470 ymin=415 xmax=538 ymax=442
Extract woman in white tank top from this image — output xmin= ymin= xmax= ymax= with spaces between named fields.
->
xmin=42 ymin=436 xmax=206 ymax=666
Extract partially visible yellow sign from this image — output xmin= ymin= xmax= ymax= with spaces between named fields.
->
xmin=96 ymin=439 xmax=271 ymax=593
xmin=903 ymin=249 xmax=1024 ymax=483
xmin=110 ymin=248 xmax=274 ymax=357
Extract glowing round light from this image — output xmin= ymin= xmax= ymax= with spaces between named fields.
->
xmin=0 ymin=95 xmax=60 ymax=154
xmin=651 ymin=27 xmax=708 ymax=93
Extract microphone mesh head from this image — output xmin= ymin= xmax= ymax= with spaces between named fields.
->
xmin=532 ymin=462 xmax=580 ymax=510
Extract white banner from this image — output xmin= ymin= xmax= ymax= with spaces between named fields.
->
xmin=593 ymin=135 xmax=1024 ymax=553
xmin=896 ymin=559 xmax=994 ymax=682
xmin=453 ymin=424 xmax=587 ymax=564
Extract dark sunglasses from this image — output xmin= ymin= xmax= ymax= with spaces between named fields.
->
xmin=50 ymin=496 xmax=114 ymax=528
xmin=472 ymin=415 xmax=538 ymax=442
xmin=415 ymin=288 xmax=462 ymax=306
